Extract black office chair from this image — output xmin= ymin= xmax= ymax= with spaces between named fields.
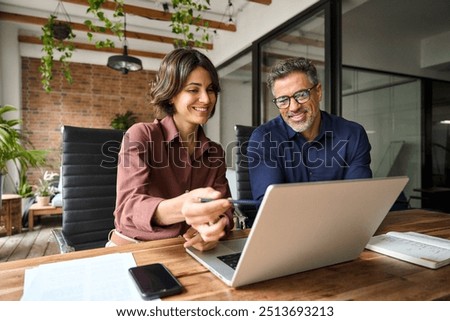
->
xmin=389 ymin=191 xmax=410 ymax=211
xmin=234 ymin=124 xmax=257 ymax=228
xmin=52 ymin=125 xmax=124 ymax=252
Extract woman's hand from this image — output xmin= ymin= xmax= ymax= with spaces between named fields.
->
xmin=182 ymin=227 xmax=217 ymax=251
xmin=182 ymin=215 xmax=228 ymax=250
xmin=181 ymin=188 xmax=232 ymax=250
xmin=181 ymin=188 xmax=232 ymax=226
xmin=154 ymin=187 xmax=232 ymax=250
xmin=153 ymin=187 xmax=232 ymax=227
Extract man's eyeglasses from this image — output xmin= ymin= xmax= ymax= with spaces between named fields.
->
xmin=272 ymin=84 xmax=317 ymax=109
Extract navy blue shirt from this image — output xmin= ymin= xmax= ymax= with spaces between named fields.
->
xmin=248 ymin=111 xmax=372 ymax=200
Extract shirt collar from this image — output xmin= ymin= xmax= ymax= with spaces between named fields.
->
xmin=160 ymin=115 xmax=179 ymax=142
xmin=316 ymin=111 xmax=333 ymax=141
xmin=160 ymin=115 xmax=211 ymax=157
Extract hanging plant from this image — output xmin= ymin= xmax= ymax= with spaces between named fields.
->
xmin=39 ymin=14 xmax=76 ymax=93
xmin=40 ymin=0 xmax=124 ymax=93
xmin=170 ymin=0 xmax=211 ymax=49
xmin=84 ymin=0 xmax=125 ymax=48
xmin=52 ymin=21 xmax=72 ymax=41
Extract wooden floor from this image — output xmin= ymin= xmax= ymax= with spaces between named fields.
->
xmin=0 ymin=215 xmax=62 ymax=263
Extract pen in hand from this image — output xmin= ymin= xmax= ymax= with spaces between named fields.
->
xmin=200 ymin=198 xmax=261 ymax=206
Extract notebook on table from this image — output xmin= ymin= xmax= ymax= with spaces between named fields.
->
xmin=186 ymin=176 xmax=409 ymax=287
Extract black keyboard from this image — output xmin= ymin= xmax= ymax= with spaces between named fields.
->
xmin=218 ymin=253 xmax=241 ymax=270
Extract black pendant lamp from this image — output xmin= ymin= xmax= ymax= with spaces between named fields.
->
xmin=107 ymin=13 xmax=142 ymax=74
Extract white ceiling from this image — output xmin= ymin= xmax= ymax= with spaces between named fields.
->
xmin=0 ymin=0 xmax=259 ymax=63
xmin=1 ymin=0 xmax=449 ymax=77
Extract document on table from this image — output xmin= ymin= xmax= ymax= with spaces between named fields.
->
xmin=21 ymin=252 xmax=149 ymax=301
xmin=366 ymin=231 xmax=450 ymax=269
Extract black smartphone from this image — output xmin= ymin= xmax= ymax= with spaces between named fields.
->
xmin=129 ymin=263 xmax=183 ymax=300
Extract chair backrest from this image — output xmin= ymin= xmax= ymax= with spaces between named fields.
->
xmin=61 ymin=125 xmax=124 ymax=251
xmin=234 ymin=124 xmax=257 ymax=227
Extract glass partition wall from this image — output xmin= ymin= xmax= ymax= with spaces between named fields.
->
xmin=211 ymin=3 xmax=330 ymax=187
xmin=207 ymin=51 xmax=253 ymax=168
xmin=260 ymin=11 xmax=326 ymax=123
xmin=431 ymin=80 xmax=450 ymax=188
xmin=342 ymin=68 xmax=422 ymax=206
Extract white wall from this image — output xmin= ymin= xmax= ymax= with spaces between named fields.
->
xmin=342 ymin=1 xmax=450 ymax=82
xmin=222 ymin=77 xmax=252 ymax=165
xmin=343 ymin=30 xmax=450 ymax=82
xmin=421 ymin=31 xmax=450 ymax=70
xmin=0 ymin=21 xmax=21 ymax=111
xmin=0 ymin=22 xmax=22 ymax=193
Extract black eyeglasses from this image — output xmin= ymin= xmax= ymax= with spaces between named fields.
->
xmin=272 ymin=84 xmax=317 ymax=109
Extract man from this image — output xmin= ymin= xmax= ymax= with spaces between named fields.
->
xmin=248 ymin=57 xmax=372 ymax=201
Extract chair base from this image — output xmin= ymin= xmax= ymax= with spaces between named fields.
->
xmin=51 ymin=228 xmax=75 ymax=253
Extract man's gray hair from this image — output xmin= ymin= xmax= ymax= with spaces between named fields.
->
xmin=266 ymin=57 xmax=319 ymax=92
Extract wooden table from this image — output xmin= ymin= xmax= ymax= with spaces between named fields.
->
xmin=0 ymin=209 xmax=449 ymax=301
xmin=28 ymin=203 xmax=63 ymax=231
xmin=0 ymin=194 xmax=22 ymax=236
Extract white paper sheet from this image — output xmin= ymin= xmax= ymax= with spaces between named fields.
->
xmin=21 ymin=253 xmax=147 ymax=301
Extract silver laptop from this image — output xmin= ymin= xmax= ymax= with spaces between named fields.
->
xmin=186 ymin=176 xmax=409 ymax=287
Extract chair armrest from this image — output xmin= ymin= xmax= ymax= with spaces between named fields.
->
xmin=233 ymin=208 xmax=249 ymax=230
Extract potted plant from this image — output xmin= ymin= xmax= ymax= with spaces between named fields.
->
xmin=34 ymin=171 xmax=58 ymax=206
xmin=0 ymin=105 xmax=47 ymax=203
xmin=17 ymin=181 xmax=34 ymax=199
xmin=50 ymin=0 xmax=74 ymax=41
xmin=52 ymin=21 xmax=72 ymax=41
xmin=110 ymin=110 xmax=137 ymax=131
xmin=17 ymin=180 xmax=35 ymax=221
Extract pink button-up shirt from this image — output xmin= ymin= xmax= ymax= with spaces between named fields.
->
xmin=114 ymin=115 xmax=233 ymax=241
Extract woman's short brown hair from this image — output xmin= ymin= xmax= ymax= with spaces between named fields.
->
xmin=150 ymin=48 xmax=221 ymax=116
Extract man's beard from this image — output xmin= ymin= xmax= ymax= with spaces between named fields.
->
xmin=285 ymin=108 xmax=315 ymax=133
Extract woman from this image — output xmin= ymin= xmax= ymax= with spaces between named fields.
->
xmin=108 ymin=48 xmax=234 ymax=251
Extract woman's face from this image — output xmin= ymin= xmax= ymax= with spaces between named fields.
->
xmin=171 ymin=67 xmax=217 ymax=128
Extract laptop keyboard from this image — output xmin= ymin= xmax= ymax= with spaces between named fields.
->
xmin=218 ymin=252 xmax=241 ymax=270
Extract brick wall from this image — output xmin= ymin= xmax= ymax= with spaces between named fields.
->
xmin=21 ymin=57 xmax=157 ymax=185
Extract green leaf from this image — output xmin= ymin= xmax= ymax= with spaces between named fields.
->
xmin=170 ymin=0 xmax=212 ymax=49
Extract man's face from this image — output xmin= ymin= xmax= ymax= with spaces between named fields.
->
xmin=272 ymin=71 xmax=322 ymax=140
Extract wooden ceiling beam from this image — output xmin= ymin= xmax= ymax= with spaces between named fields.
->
xmin=18 ymin=35 xmax=167 ymax=59
xmin=61 ymin=0 xmax=236 ymax=32
xmin=0 ymin=11 xmax=212 ymax=50
xmin=278 ymin=34 xmax=325 ymax=48
xmin=0 ymin=11 xmax=48 ymax=26
xmin=249 ymin=0 xmax=272 ymax=4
